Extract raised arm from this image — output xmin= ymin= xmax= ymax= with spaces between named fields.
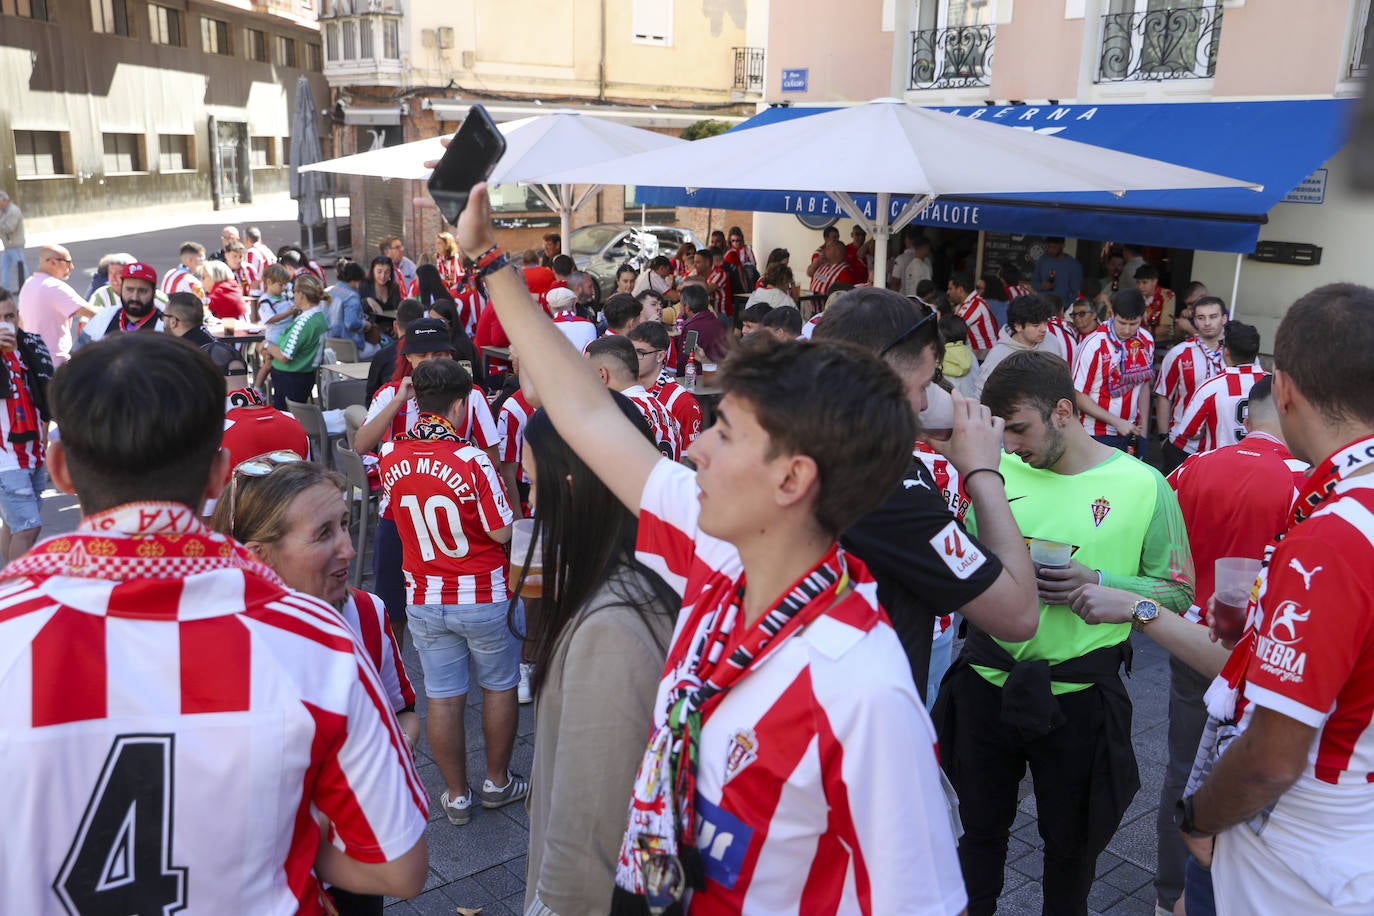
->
xmin=455 ymin=184 xmax=662 ymax=513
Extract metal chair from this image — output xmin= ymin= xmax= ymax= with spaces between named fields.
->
xmin=286 ymin=399 xmax=344 ymax=468
xmin=334 ymin=441 xmax=377 ymax=586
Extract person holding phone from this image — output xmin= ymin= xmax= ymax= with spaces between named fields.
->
xmin=675 ymin=284 xmax=728 ymax=372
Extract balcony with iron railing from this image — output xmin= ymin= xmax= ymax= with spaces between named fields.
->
xmin=1097 ymin=4 xmax=1223 ymax=83
xmin=908 ymin=25 xmax=995 ymax=91
xmin=321 ymin=11 xmax=403 ymax=86
xmin=732 ymin=46 xmax=764 ymax=93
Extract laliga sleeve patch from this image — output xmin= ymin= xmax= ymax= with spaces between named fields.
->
xmin=930 ymin=519 xmax=987 ymax=580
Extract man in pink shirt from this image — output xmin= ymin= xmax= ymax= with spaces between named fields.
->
xmin=17 ymin=245 xmax=95 ymax=364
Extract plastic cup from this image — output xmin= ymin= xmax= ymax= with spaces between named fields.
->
xmin=510 ymin=518 xmax=542 ymax=599
xmin=918 ymin=383 xmax=954 ymax=441
xmin=222 ymin=316 xmax=237 ymax=333
xmin=0 ymin=321 xmax=14 ymax=351
xmin=1213 ymin=557 xmax=1262 ymax=642
xmin=1029 ymin=538 xmax=1073 ymax=572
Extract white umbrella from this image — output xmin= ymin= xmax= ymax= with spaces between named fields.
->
xmin=531 ymin=98 xmax=1263 ymax=285
xmin=301 ymin=111 xmax=686 ymax=251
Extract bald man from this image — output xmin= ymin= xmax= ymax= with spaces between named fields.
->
xmin=17 ymin=245 xmax=96 ymax=364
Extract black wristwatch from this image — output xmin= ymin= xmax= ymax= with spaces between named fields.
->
xmin=1174 ymin=795 xmax=1211 ymax=838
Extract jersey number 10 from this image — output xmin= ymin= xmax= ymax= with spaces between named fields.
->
xmin=399 ymin=493 xmax=472 ymax=561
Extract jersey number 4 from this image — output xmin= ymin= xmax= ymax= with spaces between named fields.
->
xmin=55 ymin=735 xmax=188 ymax=915
xmin=399 ymin=493 xmax=472 ymax=561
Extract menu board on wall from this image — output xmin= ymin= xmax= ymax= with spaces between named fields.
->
xmin=982 ymin=232 xmax=1047 ymax=280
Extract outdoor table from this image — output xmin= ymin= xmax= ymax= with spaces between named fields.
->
xmin=482 ymin=345 xmax=511 ymax=377
xmin=321 ymin=361 xmax=372 ymax=381
xmin=213 ymin=327 xmax=265 ymax=349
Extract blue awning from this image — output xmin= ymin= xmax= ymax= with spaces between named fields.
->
xmin=637 ymin=100 xmax=1353 ymax=253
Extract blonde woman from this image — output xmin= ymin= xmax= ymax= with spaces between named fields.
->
xmin=262 ymin=273 xmax=329 ymax=408
xmin=435 ymin=231 xmax=462 ymax=291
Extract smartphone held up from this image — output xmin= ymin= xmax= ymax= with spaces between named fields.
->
xmin=427 ymin=104 xmax=507 ymax=225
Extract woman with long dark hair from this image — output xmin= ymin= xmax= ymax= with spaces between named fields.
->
xmin=359 ymin=256 xmax=402 ymax=314
xmin=514 ymin=395 xmax=677 ymax=916
xmin=413 ymin=263 xmax=448 ymax=306
xmin=980 ymin=270 xmax=1011 ymax=329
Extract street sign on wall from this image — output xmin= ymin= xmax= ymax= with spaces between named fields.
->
xmin=780 ymin=68 xmax=808 ymax=92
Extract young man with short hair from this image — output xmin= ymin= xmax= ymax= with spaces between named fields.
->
xmin=1135 ymin=263 xmax=1176 ymax=340
xmin=164 ymin=292 xmax=248 ymax=384
xmin=1032 ymin=236 xmax=1083 ymax=302
xmin=586 ymin=335 xmax=682 ymax=461
xmin=629 ymin=320 xmax=703 ymax=446
xmin=1073 ymin=288 xmax=1155 ymax=451
xmin=453 ymin=183 xmax=967 ymax=915
xmin=974 ymin=293 xmax=1052 ymax=399
xmin=1155 ymin=295 xmax=1229 ymax=472
xmin=760 ymin=304 xmax=803 ymax=340
xmin=160 ymin=241 xmax=208 ymax=303
xmin=949 ymin=271 xmax=998 ymax=356
xmin=378 ymin=358 xmax=523 ymax=828
xmin=601 ymin=292 xmax=642 ymax=336
xmin=1176 ymin=283 xmax=1374 ymax=914
xmin=943 ymin=349 xmax=1194 ymax=916
xmin=739 ymin=301 xmax=773 ymax=336
xmin=808 ymin=238 xmax=858 ymax=299
xmin=0 ymin=333 xmax=429 ymax=909
xmin=1169 ymin=321 xmax=1265 ymax=456
xmin=814 ymin=289 xmax=1040 ymax=702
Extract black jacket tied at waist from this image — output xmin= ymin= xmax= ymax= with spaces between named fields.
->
xmin=933 ymin=628 xmax=1140 ymax=850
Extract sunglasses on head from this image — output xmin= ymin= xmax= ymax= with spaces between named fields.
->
xmin=228 ymin=450 xmax=306 ymax=535
xmin=879 ymin=304 xmax=937 ymax=358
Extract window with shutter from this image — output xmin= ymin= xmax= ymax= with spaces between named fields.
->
xmin=631 ymin=0 xmax=673 ymax=46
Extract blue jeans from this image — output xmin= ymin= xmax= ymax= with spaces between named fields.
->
xmin=407 ymin=599 xmax=525 ymax=698
xmin=0 ymin=466 xmax=47 ymax=532
xmin=1184 ymin=856 xmax=1216 ymax=916
xmin=927 ymin=621 xmax=956 ymax=712
xmin=0 ymin=248 xmax=28 ymax=293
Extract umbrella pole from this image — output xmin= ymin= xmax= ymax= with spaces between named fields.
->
xmin=872 ymin=192 xmax=890 ymax=290
xmin=1229 ymin=252 xmax=1243 ymax=320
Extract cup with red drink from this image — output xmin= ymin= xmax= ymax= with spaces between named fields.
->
xmin=1212 ymin=557 xmax=1262 ymax=643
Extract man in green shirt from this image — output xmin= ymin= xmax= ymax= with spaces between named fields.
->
xmin=934 ymin=350 xmax=1194 ymax=916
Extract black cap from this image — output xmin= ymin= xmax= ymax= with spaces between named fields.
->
xmin=402 ymin=317 xmax=456 ymax=355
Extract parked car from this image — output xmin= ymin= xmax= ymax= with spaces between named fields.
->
xmin=569 ymin=223 xmax=701 ymax=299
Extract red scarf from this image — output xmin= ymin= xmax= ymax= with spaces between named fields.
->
xmin=2 ymin=351 xmax=39 ymax=445
xmin=615 ymin=546 xmax=852 ymax=910
xmin=3 ymin=502 xmax=284 ymax=585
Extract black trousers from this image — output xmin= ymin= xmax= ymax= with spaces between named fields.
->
xmin=270 ymin=367 xmax=316 ymax=410
xmin=372 ymin=516 xmax=407 ymax=626
xmin=1160 ymin=440 xmax=1191 ymax=476
xmin=940 ymin=667 xmax=1123 ymax=916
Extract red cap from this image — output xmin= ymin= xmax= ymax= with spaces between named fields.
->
xmin=122 ymin=262 xmax=157 ymax=284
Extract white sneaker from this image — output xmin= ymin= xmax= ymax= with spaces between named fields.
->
xmin=518 ymin=662 xmax=534 ymax=704
xmin=439 ymin=789 xmax=472 ymax=826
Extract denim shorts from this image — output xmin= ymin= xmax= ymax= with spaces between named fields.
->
xmin=407 ymin=599 xmax=524 ymax=698
xmin=0 ymin=466 xmax=47 ymax=532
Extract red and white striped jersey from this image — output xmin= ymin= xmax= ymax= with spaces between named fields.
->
xmin=1241 ymin=476 xmax=1374 ymax=785
xmin=707 ymin=266 xmax=731 ymax=315
xmin=1042 ymin=316 xmax=1077 ymax=367
xmin=159 ymin=266 xmax=206 ymax=303
xmin=233 ymin=260 xmax=261 ymax=294
xmin=634 ymin=460 xmax=967 ymax=915
xmin=0 ymin=506 xmax=427 ymax=915
xmin=378 ymin=437 xmax=514 ymax=606
xmin=800 ymin=313 xmax=823 ymax=339
xmin=243 ymin=248 xmax=273 ymax=286
xmin=248 ymin=242 xmax=277 ymax=270
xmin=1155 ymin=336 xmax=1225 ymax=444
xmin=649 ymin=377 xmax=704 ymax=446
xmin=342 ymin=588 xmax=416 ymax=712
xmin=623 ymin=384 xmax=683 ymax=461
xmin=1170 ymin=365 xmax=1266 ymax=455
xmin=0 ymin=351 xmax=43 ymax=471
xmin=366 ymin=381 xmax=499 ymax=514
xmin=1167 ymin=431 xmax=1306 ymax=622
xmin=497 ymin=388 xmax=533 ymax=484
xmin=551 ymin=311 xmax=597 ymax=353
xmin=1005 ymin=283 xmax=1034 ymax=300
xmin=1072 ymin=325 xmax=1156 ymax=436
xmin=957 ymin=294 xmax=999 ymax=352
xmin=809 ymin=261 xmax=857 ymax=297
